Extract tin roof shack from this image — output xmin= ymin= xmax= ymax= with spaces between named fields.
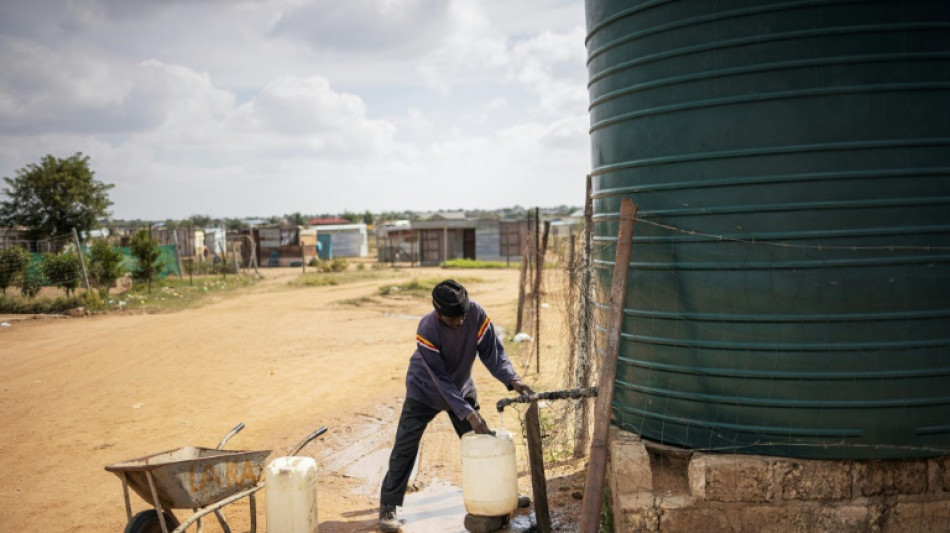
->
xmin=257 ymin=226 xmax=318 ymax=267
xmin=411 ymin=218 xmax=476 ymax=265
xmin=376 ymin=221 xmax=417 ymax=265
xmin=202 ymin=227 xmax=227 ymax=258
xmin=393 ymin=217 xmax=534 ymax=266
xmin=150 ymin=226 xmax=206 ymax=260
xmin=311 ymin=224 xmax=368 ymax=259
xmin=546 ymin=216 xmax=583 ymax=258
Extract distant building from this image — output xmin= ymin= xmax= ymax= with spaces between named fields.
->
xmin=375 ymin=216 xmax=571 ymax=266
xmin=240 ymin=223 xmax=369 ymax=267
xmin=310 ymin=224 xmax=368 ymax=259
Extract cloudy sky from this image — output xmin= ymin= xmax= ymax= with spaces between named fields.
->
xmin=0 ymin=0 xmax=591 ymax=220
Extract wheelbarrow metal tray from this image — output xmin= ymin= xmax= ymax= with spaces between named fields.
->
xmin=105 ymin=446 xmax=271 ymax=509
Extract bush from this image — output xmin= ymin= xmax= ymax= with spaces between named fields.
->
xmin=19 ymin=268 xmax=43 ymax=299
xmin=41 ymin=251 xmax=82 ymax=297
xmin=130 ymin=229 xmax=162 ymax=292
xmin=0 ymin=246 xmax=31 ymax=295
xmin=0 ymin=294 xmax=88 ymax=314
xmin=87 ymin=239 xmax=126 ymax=296
xmin=317 ymin=258 xmax=348 ymax=273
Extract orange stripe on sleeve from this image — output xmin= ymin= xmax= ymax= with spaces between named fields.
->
xmin=416 ymin=334 xmax=438 ymax=352
xmin=477 ymin=316 xmax=491 ymax=343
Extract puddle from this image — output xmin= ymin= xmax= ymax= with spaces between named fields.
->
xmin=400 ymin=480 xmax=537 ymax=533
xmin=343 ymin=447 xmax=390 ymax=482
xmin=401 ymin=479 xmax=468 ymax=533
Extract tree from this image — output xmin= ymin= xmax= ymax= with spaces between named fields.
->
xmin=224 ymin=218 xmax=244 ymax=231
xmin=0 ymin=153 xmax=114 ymax=241
xmin=40 ymin=252 xmax=81 ymax=297
xmin=87 ymin=239 xmax=126 ymax=297
xmin=362 ymin=210 xmax=374 ymax=225
xmin=285 ymin=212 xmax=306 ymax=226
xmin=0 ymin=246 xmax=31 ymax=295
xmin=130 ymin=229 xmax=162 ymax=293
xmin=189 ymin=214 xmax=212 ymax=228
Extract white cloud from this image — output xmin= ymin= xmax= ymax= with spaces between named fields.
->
xmin=226 ymin=75 xmax=398 ymax=158
xmin=0 ymin=0 xmax=591 ymax=219
xmin=508 ymin=26 xmax=588 ymax=115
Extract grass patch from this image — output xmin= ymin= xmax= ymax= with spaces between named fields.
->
xmin=0 ymin=293 xmax=92 ymax=314
xmin=378 ymin=276 xmax=481 ymax=298
xmin=0 ymin=274 xmax=258 ymax=314
xmin=442 ymin=258 xmax=515 ymax=269
xmin=116 ymin=275 xmax=257 ymax=312
xmin=291 ymin=270 xmax=385 ymax=287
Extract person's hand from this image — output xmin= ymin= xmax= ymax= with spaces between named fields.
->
xmin=465 ymin=411 xmax=492 ymax=435
xmin=510 ymin=379 xmax=535 ymax=397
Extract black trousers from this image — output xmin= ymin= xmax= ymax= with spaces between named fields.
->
xmin=379 ymin=392 xmax=479 ymax=506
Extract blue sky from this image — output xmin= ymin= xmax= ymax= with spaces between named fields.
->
xmin=0 ymin=0 xmax=590 ymax=219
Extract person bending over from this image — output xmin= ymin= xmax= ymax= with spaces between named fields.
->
xmin=378 ymin=279 xmax=533 ymax=532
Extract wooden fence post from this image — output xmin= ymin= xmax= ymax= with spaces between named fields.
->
xmin=526 ymin=403 xmax=551 ymax=533
xmin=578 ymin=198 xmax=637 ymax=533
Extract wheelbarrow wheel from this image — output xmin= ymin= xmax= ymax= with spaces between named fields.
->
xmin=124 ymin=509 xmax=180 ymax=533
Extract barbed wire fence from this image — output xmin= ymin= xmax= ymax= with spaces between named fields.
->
xmin=497 ymin=199 xmax=950 ymax=531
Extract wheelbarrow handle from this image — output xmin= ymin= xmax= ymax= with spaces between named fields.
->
xmin=288 ymin=426 xmax=328 ymax=457
xmin=216 ymin=422 xmax=246 ymax=450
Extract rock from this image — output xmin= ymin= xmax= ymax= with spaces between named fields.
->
xmin=464 ymin=514 xmax=506 ymax=533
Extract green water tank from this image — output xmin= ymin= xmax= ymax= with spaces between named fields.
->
xmin=586 ymin=0 xmax=950 ymax=458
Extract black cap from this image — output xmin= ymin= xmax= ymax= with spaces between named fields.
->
xmin=432 ymin=279 xmax=469 ymax=318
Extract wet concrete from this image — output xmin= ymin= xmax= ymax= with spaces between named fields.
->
xmin=400 ymin=479 xmax=537 ymax=533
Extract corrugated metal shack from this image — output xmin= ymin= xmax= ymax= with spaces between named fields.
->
xmin=310 ymin=224 xmax=368 ymax=259
xmin=151 ymin=227 xmax=206 ymax=260
xmin=376 ymin=217 xmax=538 ymax=266
xmin=254 ymin=226 xmax=318 ymax=267
xmin=238 ymin=223 xmax=367 ymax=267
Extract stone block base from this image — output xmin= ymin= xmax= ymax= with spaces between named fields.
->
xmin=607 ymin=427 xmax=950 ymax=533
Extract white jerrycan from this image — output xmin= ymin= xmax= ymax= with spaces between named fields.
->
xmin=265 ymin=427 xmax=328 ymax=533
xmin=265 ymin=456 xmax=319 ymax=533
xmin=460 ymin=430 xmax=519 ymax=516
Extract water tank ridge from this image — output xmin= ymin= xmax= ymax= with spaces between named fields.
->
xmin=588 ymin=138 xmax=950 ymax=173
xmin=588 ymin=21 xmax=950 ymax=87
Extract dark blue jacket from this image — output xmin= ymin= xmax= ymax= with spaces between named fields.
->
xmin=406 ymin=300 xmax=520 ymax=419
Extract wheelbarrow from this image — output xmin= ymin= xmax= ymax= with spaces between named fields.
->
xmin=105 ymin=423 xmax=328 ymax=533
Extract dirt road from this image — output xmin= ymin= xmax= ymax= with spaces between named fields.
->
xmin=0 ymin=266 xmax=580 ymax=532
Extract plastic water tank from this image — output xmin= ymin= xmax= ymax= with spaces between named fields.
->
xmin=265 ymin=456 xmax=319 ymax=533
xmin=586 ymin=0 xmax=950 ymax=459
xmin=460 ymin=431 xmax=518 ymax=516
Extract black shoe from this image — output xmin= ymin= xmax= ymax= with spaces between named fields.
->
xmin=379 ymin=504 xmax=400 ymax=532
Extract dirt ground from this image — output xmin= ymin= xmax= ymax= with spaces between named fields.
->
xmin=0 ymin=264 xmax=586 ymax=532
